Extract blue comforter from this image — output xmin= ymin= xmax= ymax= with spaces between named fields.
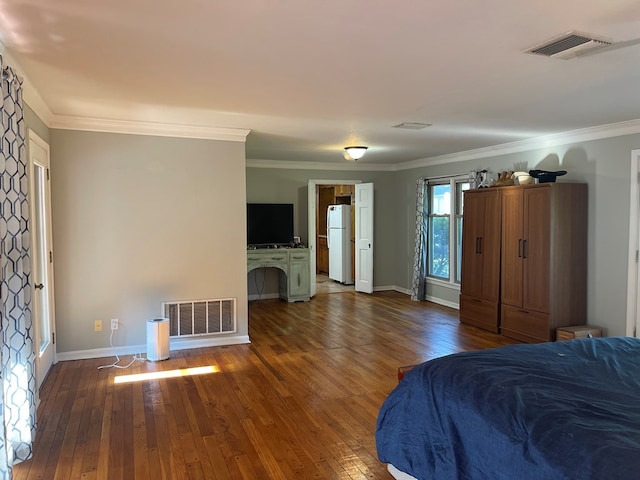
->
xmin=376 ymin=337 xmax=640 ymax=480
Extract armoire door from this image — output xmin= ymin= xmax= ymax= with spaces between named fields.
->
xmin=460 ymin=191 xmax=487 ymax=298
xmin=523 ymin=187 xmax=551 ymax=313
xmin=461 ymin=189 xmax=501 ymax=299
xmin=501 ymin=189 xmax=524 ymax=307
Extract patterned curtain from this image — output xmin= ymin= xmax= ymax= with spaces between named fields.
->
xmin=0 ymin=56 xmax=36 ymax=477
xmin=410 ymin=177 xmax=428 ymax=301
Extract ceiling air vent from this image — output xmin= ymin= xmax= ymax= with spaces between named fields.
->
xmin=525 ymin=32 xmax=613 ymax=59
xmin=393 ymin=122 xmax=432 ymax=130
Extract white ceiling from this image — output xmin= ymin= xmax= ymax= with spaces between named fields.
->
xmin=1 ymin=0 xmax=640 ymax=166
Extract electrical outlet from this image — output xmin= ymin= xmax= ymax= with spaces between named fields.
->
xmin=94 ymin=320 xmax=102 ymax=332
xmin=111 ymin=318 xmax=118 ymax=330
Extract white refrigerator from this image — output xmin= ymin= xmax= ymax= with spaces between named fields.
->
xmin=327 ymin=204 xmax=353 ymax=284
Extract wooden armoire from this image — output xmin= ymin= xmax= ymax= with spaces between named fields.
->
xmin=460 ymin=183 xmax=587 ymax=342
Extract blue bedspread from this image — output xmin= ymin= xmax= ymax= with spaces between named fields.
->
xmin=376 ymin=337 xmax=640 ymax=480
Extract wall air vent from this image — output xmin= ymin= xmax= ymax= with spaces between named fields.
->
xmin=525 ymin=32 xmax=613 ymax=59
xmin=162 ymin=297 xmax=236 ymax=338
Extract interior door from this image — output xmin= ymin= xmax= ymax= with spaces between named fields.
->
xmin=355 ymin=183 xmax=374 ymax=293
xmin=29 ymin=131 xmax=55 ymax=390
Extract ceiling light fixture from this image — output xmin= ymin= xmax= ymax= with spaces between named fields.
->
xmin=344 ymin=146 xmax=368 ymax=161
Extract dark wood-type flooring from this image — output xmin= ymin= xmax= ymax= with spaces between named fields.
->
xmin=14 ymin=291 xmax=518 ymax=479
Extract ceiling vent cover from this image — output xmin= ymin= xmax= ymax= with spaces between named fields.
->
xmin=393 ymin=122 xmax=432 ymax=130
xmin=526 ymin=32 xmax=612 ymax=59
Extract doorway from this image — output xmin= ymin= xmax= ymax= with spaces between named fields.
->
xmin=626 ymin=149 xmax=640 ymax=337
xmin=28 ymin=131 xmax=56 ymax=391
xmin=314 ymin=183 xmax=356 ymax=294
xmin=308 ymin=180 xmax=374 ymax=296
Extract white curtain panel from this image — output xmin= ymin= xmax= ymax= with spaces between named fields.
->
xmin=0 ymin=56 xmax=36 ymax=477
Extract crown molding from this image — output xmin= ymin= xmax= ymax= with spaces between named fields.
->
xmin=0 ymin=42 xmax=249 ymax=142
xmin=3 ymin=37 xmax=638 ymax=162
xmin=247 ymin=119 xmax=640 ymax=171
xmin=395 ymin=119 xmax=640 ymax=170
xmin=245 ymin=158 xmax=396 ymax=171
xmin=51 ymin=115 xmax=250 ymax=142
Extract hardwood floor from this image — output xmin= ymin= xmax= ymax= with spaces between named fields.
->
xmin=315 ymin=274 xmax=354 ymax=294
xmin=15 ymin=291 xmax=517 ymax=480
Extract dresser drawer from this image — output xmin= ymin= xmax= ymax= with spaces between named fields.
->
xmin=459 ymin=295 xmax=499 ymax=333
xmin=247 ymin=253 xmax=287 ymax=263
xmin=501 ymin=305 xmax=550 ymax=343
xmin=289 ymin=252 xmax=309 ymax=262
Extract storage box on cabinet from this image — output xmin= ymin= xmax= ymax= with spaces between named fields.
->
xmin=556 ymin=325 xmax=603 ymax=341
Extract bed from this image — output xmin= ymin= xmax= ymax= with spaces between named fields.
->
xmin=376 ymin=337 xmax=640 ymax=480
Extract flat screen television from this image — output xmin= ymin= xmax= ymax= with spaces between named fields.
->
xmin=247 ymin=203 xmax=294 ymax=247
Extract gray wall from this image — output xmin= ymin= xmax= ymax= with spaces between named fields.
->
xmin=245 ymin=168 xmax=400 ymax=296
xmin=247 ymin=134 xmax=639 ymax=337
xmin=24 ymin=98 xmax=640 ymax=349
xmin=25 ymin=103 xmax=50 ymax=144
xmin=394 ymin=134 xmax=640 ymax=337
xmin=50 ymin=130 xmax=248 ymax=353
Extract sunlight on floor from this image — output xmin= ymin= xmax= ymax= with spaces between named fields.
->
xmin=114 ymin=365 xmax=218 ymax=384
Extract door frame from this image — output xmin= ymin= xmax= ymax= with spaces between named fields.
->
xmin=28 ymin=129 xmax=57 ymax=389
xmin=308 ymin=179 xmax=361 ymax=296
xmin=626 ymin=149 xmax=640 ymax=337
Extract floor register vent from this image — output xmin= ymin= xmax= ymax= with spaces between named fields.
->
xmin=162 ymin=298 xmax=236 ymax=338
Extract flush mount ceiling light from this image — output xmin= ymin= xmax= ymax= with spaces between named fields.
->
xmin=344 ymin=146 xmax=368 ymax=161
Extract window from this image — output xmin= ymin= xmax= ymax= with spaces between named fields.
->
xmin=427 ymin=177 xmax=470 ymax=284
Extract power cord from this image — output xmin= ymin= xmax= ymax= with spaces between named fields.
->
xmin=97 ymin=325 xmax=144 ymax=370
xmin=249 ymin=268 xmax=266 ymax=303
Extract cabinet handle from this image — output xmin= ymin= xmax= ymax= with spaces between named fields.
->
xmin=518 ymin=239 xmax=522 ymax=258
xmin=475 ymin=237 xmax=480 ymax=254
xmin=523 ymin=240 xmax=527 ymax=259
xmin=478 ymin=237 xmax=483 ymax=254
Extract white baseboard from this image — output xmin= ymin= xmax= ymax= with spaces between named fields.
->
xmin=372 ymin=285 xmax=456 ymax=308
xmin=170 ymin=335 xmax=250 ymax=351
xmin=56 ymin=334 xmax=251 ymax=362
xmin=248 ymin=292 xmax=280 ymax=301
xmin=393 ymin=286 xmax=411 ymax=295
xmin=426 ymin=295 xmax=459 ymax=310
xmin=372 ymin=285 xmax=411 ymax=294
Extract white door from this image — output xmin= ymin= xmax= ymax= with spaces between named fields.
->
xmin=355 ymin=183 xmax=374 ymax=293
xmin=627 ymin=150 xmax=640 ymax=337
xmin=29 ymin=131 xmax=55 ymax=390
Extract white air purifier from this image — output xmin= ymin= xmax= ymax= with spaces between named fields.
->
xmin=147 ymin=318 xmax=170 ymax=361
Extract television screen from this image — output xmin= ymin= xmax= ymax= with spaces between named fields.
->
xmin=247 ymin=203 xmax=294 ymax=246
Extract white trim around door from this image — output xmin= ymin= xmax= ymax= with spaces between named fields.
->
xmin=308 ymin=179 xmax=361 ymax=297
xmin=626 ymin=149 xmax=640 ymax=337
